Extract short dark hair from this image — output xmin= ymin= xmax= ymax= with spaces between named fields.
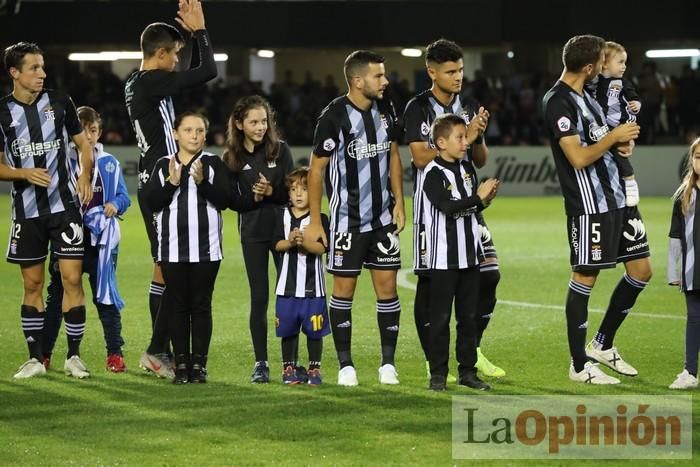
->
xmin=174 ymin=111 xmax=210 ymax=131
xmin=140 ymin=22 xmax=184 ymax=59
xmin=343 ymin=50 xmax=384 ymax=85
xmin=425 ymin=38 xmax=462 ymax=66
xmin=77 ymin=106 xmax=102 ymax=128
xmin=431 ymin=113 xmax=466 ymax=144
xmin=562 ymin=35 xmax=606 ymax=72
xmin=286 ymin=167 xmax=309 ymax=189
xmin=4 ymin=41 xmax=42 ymax=74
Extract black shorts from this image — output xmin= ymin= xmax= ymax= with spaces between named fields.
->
xmin=567 ymin=206 xmax=650 ymax=272
xmin=137 ymin=188 xmax=159 ymax=262
xmin=328 ymin=224 xmax=401 ymax=276
xmin=6 ymin=210 xmax=84 ymax=264
xmin=414 ymin=213 xmax=497 ymax=276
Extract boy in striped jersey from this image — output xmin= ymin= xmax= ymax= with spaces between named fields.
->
xmin=0 ymin=42 xmax=94 ymax=379
xmin=423 ymin=114 xmax=499 ymax=391
xmin=403 ymin=38 xmax=504 ymax=381
xmin=273 ymin=168 xmax=330 ymax=385
xmin=543 ymin=35 xmax=651 ymax=385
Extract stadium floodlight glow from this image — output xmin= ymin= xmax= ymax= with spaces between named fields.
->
xmin=401 ymin=48 xmax=422 ymax=58
xmin=645 ymin=49 xmax=700 ymax=58
xmin=257 ymin=50 xmax=275 ymax=58
xmin=69 ymin=51 xmax=229 ymax=62
xmin=507 ymin=50 xmax=515 ymax=59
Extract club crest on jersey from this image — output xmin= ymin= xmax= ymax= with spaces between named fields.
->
xmin=380 ymin=114 xmax=389 ymax=129
xmin=420 ymin=121 xmax=430 ymax=136
xmin=588 ymin=123 xmax=610 ymax=142
xmin=461 ymin=111 xmax=472 ymax=125
xmin=591 ymin=245 xmax=602 ymax=261
xmin=43 ymin=106 xmax=55 ymax=121
xmin=10 ymin=239 xmax=17 ymax=255
xmin=334 ymin=251 xmax=343 ymax=267
xmin=463 ymin=173 xmax=473 ymax=192
xmin=557 ymin=116 xmax=571 ymax=132
xmin=105 ymin=161 xmax=116 ymax=173
xmin=323 ymin=138 xmax=336 ymax=152
xmin=607 ymin=82 xmax=622 ymax=99
xmin=267 ymin=160 xmax=277 ymax=168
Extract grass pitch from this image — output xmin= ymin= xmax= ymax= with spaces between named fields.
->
xmin=0 ymin=195 xmax=696 ymax=465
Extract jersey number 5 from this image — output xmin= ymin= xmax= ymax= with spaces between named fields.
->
xmin=591 ymin=222 xmax=601 ymax=243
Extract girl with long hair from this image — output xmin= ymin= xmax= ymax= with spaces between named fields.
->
xmin=223 ymin=95 xmax=294 ymax=383
xmin=668 ymin=137 xmax=700 ymax=389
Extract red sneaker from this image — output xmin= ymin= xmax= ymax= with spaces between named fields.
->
xmin=106 ymin=354 xmax=127 ymax=373
xmin=42 ymin=356 xmax=51 ymax=370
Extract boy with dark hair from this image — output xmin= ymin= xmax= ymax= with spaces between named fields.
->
xmin=42 ymin=106 xmax=131 ymax=373
xmin=543 ymin=34 xmax=650 ymax=385
xmin=0 ymin=41 xmax=93 ymax=379
xmin=403 ymin=38 xmax=504 ymax=382
xmin=125 ymin=0 xmax=218 ymax=376
xmin=423 ymin=114 xmax=499 ymax=391
xmin=273 ymin=167 xmax=330 ymax=385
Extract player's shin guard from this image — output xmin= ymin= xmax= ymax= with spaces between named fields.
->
xmin=377 ymin=297 xmax=401 ymax=366
xmin=413 ymin=276 xmax=431 ymax=360
xmin=566 ymin=280 xmax=592 ymax=372
xmin=21 ymin=305 xmax=44 ymax=360
xmin=329 ymin=296 xmax=353 ymax=368
xmin=477 ymin=264 xmax=500 ymax=346
xmin=64 ymin=305 xmax=86 ymax=358
xmin=595 ymin=273 xmax=648 ymax=350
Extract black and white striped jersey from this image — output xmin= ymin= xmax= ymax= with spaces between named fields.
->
xmin=312 ymin=95 xmax=400 ymax=233
xmin=591 ymin=75 xmax=640 ymax=128
xmin=543 ymin=80 xmax=626 ymax=216
xmin=0 ymin=90 xmax=82 ymax=220
xmin=273 ymin=208 xmax=329 ymax=298
xmin=669 ymin=188 xmax=700 ymax=291
xmin=402 ymin=90 xmax=483 ymax=226
xmin=144 ymin=151 xmax=231 ymax=263
xmin=124 ymin=30 xmax=217 ymax=187
xmin=423 ymin=156 xmax=484 ymax=270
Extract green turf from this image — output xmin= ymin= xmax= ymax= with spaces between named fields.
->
xmin=0 ymin=195 xmax=696 ymax=465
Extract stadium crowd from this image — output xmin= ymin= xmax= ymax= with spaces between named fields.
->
xmin=1 ymin=59 xmax=698 ymax=147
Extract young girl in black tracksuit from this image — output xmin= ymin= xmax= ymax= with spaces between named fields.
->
xmin=144 ymin=111 xmax=231 ymax=384
xmin=223 ymin=95 xmax=294 ymax=383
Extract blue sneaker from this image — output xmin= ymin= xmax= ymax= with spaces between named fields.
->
xmin=282 ymin=365 xmax=298 ymax=384
xmin=295 ymin=366 xmax=309 ymax=384
xmin=250 ymin=361 xmax=269 ymax=383
xmin=307 ymin=368 xmax=323 ymax=386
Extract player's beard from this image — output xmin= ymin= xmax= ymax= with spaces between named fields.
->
xmin=436 ymin=81 xmax=460 ymax=97
xmin=362 ymin=87 xmax=385 ymax=101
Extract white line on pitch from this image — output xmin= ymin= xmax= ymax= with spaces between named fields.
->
xmin=396 ymin=268 xmax=683 ymax=321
